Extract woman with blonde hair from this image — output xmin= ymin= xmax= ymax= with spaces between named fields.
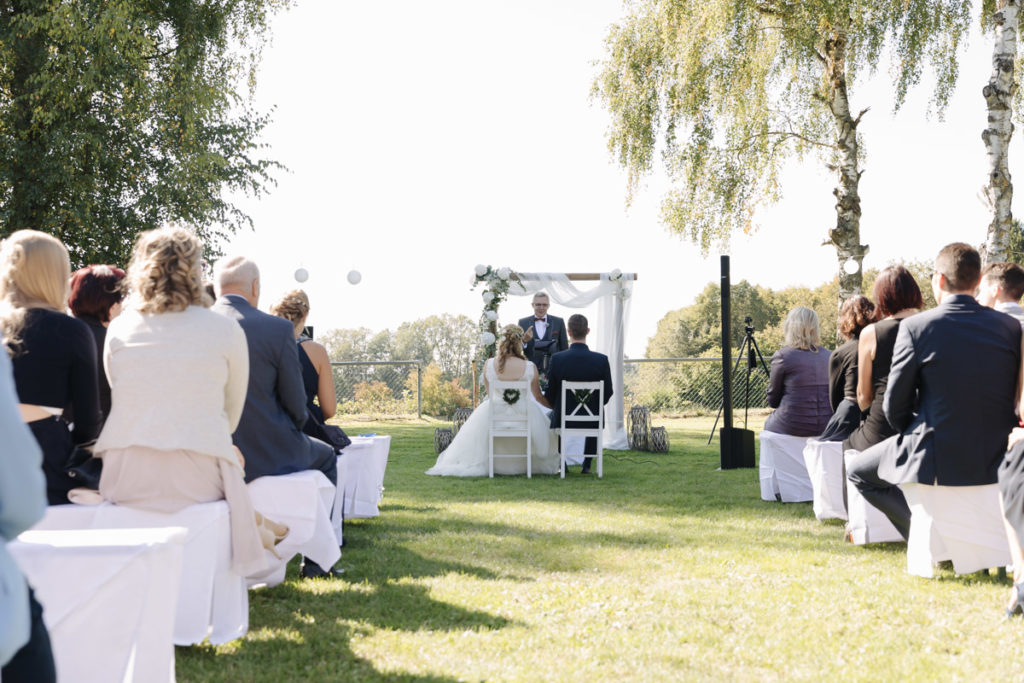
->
xmin=762 ymin=307 xmax=832 ymax=436
xmin=427 ymin=324 xmax=559 ymax=476
xmin=95 ymin=226 xmax=284 ymax=575
xmin=0 ymin=230 xmax=101 ymax=504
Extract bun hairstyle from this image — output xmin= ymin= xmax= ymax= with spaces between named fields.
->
xmin=497 ymin=323 xmax=526 ymax=373
xmin=270 ymin=289 xmax=310 ymax=329
xmin=0 ymin=230 xmax=72 ymax=352
xmin=126 ymin=226 xmax=206 ymax=314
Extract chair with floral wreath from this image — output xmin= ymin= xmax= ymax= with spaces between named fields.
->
xmin=488 ymin=377 xmax=532 ymax=478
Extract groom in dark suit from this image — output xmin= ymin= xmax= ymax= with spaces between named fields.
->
xmin=544 ymin=314 xmax=614 ymax=474
xmin=847 ymin=242 xmax=1022 ymax=539
xmin=518 ymin=292 xmax=568 ymax=378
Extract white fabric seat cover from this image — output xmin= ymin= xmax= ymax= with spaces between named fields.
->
xmin=334 ymin=435 xmax=391 ymax=526
xmin=802 ymin=439 xmax=847 ymax=521
xmin=11 ymin=527 xmax=184 ymax=683
xmin=758 ymin=431 xmax=813 ymax=502
xmin=900 ymin=482 xmax=1011 ymax=577
xmin=843 ymin=449 xmax=903 ymax=545
xmin=246 ymin=470 xmax=339 ymax=588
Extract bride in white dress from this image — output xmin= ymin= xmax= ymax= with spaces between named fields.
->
xmin=427 ymin=325 xmax=560 ymax=476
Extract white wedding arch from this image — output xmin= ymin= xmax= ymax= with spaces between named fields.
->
xmin=474 ymin=269 xmax=636 ymax=450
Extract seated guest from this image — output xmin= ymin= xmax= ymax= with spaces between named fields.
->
xmin=848 ymin=243 xmax=1020 ymax=541
xmin=844 ymin=266 xmax=923 ymax=453
xmin=0 ymin=231 xmax=101 ymax=504
xmin=212 ymin=257 xmax=341 ymax=578
xmin=95 ymin=227 xmax=285 ymax=576
xmin=978 ymin=261 xmax=1024 ymax=327
xmin=762 ymin=307 xmax=831 ymax=437
xmin=819 ymin=295 xmax=875 ymax=442
xmin=269 ymin=289 xmax=344 ymax=449
xmin=1001 ymin=427 xmax=1024 ymax=617
xmin=0 ymin=349 xmax=55 ymax=682
xmin=68 ymin=265 xmax=126 ymax=425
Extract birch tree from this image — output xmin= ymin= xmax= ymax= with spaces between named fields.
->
xmin=981 ymin=0 xmax=1020 ymax=263
xmin=594 ymin=1 xmax=971 ymax=302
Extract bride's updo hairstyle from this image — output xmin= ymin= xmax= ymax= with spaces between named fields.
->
xmin=126 ymin=226 xmax=206 ymax=314
xmin=270 ymin=289 xmax=310 ymax=332
xmin=0 ymin=230 xmax=72 ymax=350
xmin=497 ymin=324 xmax=526 ymax=373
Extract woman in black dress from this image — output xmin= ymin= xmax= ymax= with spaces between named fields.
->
xmin=0 ymin=231 xmax=101 ymax=504
xmin=818 ymin=295 xmax=875 ymax=441
xmin=843 ymin=266 xmax=923 ymax=453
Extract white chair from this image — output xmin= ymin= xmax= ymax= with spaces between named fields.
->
xmin=246 ymin=470 xmax=339 ymax=588
xmin=758 ymin=431 xmax=813 ymax=502
xmin=900 ymin=482 xmax=1011 ymax=577
xmin=489 ymin=378 xmax=532 ymax=477
xmin=558 ymin=381 xmax=604 ymax=479
xmin=802 ymin=439 xmax=848 ymax=521
xmin=844 ymin=449 xmax=904 ymax=545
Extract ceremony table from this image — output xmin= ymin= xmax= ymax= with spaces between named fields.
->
xmin=11 ymin=527 xmax=184 ymax=683
xmin=247 ymin=470 xmax=340 ymax=588
xmin=332 ymin=435 xmax=391 ymax=538
xmin=33 ymin=501 xmax=248 ymax=645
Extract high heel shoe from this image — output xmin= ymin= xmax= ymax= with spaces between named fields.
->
xmin=1005 ymin=582 xmax=1024 ymax=619
xmin=254 ymin=511 xmax=290 ymax=559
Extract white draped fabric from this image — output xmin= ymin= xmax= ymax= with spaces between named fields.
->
xmin=506 ymin=273 xmax=634 ymax=450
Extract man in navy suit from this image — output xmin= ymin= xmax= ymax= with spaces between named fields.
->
xmin=847 ymin=243 xmax=1022 ymax=539
xmin=518 ymin=292 xmax=568 ymax=379
xmin=544 ymin=314 xmax=614 ymax=474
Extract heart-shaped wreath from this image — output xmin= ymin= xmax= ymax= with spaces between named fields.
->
xmin=502 ymin=388 xmax=521 ymax=405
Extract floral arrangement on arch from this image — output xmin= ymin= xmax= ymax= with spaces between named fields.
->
xmin=471 ymin=264 xmax=521 ymax=362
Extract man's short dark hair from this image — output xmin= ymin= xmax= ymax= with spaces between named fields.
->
xmin=567 ymin=314 xmax=588 ymax=339
xmin=982 ymin=262 xmax=1024 ymax=301
xmin=935 ymin=242 xmax=981 ymax=292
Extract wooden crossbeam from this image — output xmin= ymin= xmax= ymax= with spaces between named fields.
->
xmin=512 ymin=272 xmax=638 ymax=281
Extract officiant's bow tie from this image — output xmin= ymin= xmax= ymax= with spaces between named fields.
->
xmin=535 ymin=317 xmax=546 ymax=322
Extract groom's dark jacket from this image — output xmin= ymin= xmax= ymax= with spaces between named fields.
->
xmin=544 ymin=342 xmax=613 ymax=429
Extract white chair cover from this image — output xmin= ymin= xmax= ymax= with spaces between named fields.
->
xmin=901 ymin=482 xmax=1011 ymax=577
xmin=33 ymin=501 xmax=247 ymax=645
xmin=11 ymin=527 xmax=184 ymax=683
xmin=246 ymin=471 xmax=339 ymax=588
xmin=802 ymin=439 xmax=848 ymax=521
xmin=758 ymin=432 xmax=813 ymax=502
xmin=843 ymin=450 xmax=903 ymax=545
xmin=332 ymin=435 xmax=392 ymax=539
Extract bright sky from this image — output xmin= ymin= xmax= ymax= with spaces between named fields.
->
xmin=224 ymin=1 xmax=1010 ymax=358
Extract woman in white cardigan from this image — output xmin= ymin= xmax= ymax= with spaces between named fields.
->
xmin=96 ymin=227 xmax=283 ymax=575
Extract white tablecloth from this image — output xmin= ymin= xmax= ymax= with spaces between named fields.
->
xmin=332 ymin=435 xmax=391 ymax=537
xmin=33 ymin=501 xmax=248 ymax=645
xmin=11 ymin=527 xmax=184 ymax=683
xmin=247 ymin=471 xmax=340 ymax=587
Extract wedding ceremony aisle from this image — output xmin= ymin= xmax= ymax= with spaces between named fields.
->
xmin=176 ymin=418 xmax=1024 ymax=681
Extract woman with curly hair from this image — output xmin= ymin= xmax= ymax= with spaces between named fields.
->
xmin=95 ymin=226 xmax=284 ymax=575
xmin=818 ymin=295 xmax=876 ymax=442
xmin=0 ymin=230 xmax=101 ymax=505
xmin=427 ymin=324 xmax=559 ymax=476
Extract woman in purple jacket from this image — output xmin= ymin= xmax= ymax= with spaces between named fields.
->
xmin=762 ymin=307 xmax=832 ymax=436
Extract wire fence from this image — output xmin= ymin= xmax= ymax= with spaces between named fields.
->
xmin=329 ymin=357 xmax=772 ymax=419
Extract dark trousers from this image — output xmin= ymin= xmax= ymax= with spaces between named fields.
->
xmin=846 ymin=436 xmax=911 ymax=540
xmin=2 ymin=588 xmax=56 ymax=683
xmin=309 ymin=436 xmax=338 ymax=487
xmin=29 ymin=417 xmax=76 ymax=506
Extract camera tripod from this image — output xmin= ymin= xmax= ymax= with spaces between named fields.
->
xmin=707 ymin=316 xmax=771 ymax=444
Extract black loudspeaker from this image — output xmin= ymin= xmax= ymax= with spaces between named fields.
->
xmin=720 ymin=427 xmax=755 ymax=469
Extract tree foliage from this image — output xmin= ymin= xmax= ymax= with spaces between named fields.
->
xmin=0 ymin=0 xmax=288 ymax=266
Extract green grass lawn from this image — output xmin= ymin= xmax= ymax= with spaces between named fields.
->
xmin=176 ymin=416 xmax=1024 ymax=682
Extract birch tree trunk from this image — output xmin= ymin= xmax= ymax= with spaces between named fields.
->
xmin=823 ymin=29 xmax=869 ymax=310
xmin=982 ymin=0 xmax=1019 ymax=265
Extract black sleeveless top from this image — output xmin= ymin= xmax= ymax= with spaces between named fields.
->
xmin=844 ymin=318 xmax=902 ymax=452
xmin=297 ymin=338 xmax=325 ymax=425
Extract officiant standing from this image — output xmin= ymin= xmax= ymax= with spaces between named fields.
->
xmin=519 ymin=292 xmax=568 ymax=384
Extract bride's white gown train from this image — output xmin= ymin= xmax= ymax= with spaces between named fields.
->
xmin=426 ymin=360 xmax=560 ymax=476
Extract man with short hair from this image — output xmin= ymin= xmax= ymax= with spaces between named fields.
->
xmin=978 ymin=261 xmax=1024 ymax=326
xmin=518 ymin=292 xmax=568 ymax=380
xmin=212 ymin=256 xmax=342 ymax=578
xmin=847 ymin=243 xmax=1022 ymax=539
xmin=544 ymin=314 xmax=613 ymax=475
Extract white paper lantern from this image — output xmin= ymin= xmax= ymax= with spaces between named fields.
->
xmin=347 ymin=270 xmax=362 ymax=285
xmin=294 ymin=268 xmax=309 ymax=283
xmin=843 ymin=259 xmax=860 ymax=275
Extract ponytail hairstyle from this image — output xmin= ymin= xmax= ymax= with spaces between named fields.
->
xmin=497 ymin=323 xmax=526 ymax=373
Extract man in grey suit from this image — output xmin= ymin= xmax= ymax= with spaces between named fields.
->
xmin=847 ymin=243 xmax=1022 ymax=540
xmin=212 ymin=256 xmax=337 ymax=486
